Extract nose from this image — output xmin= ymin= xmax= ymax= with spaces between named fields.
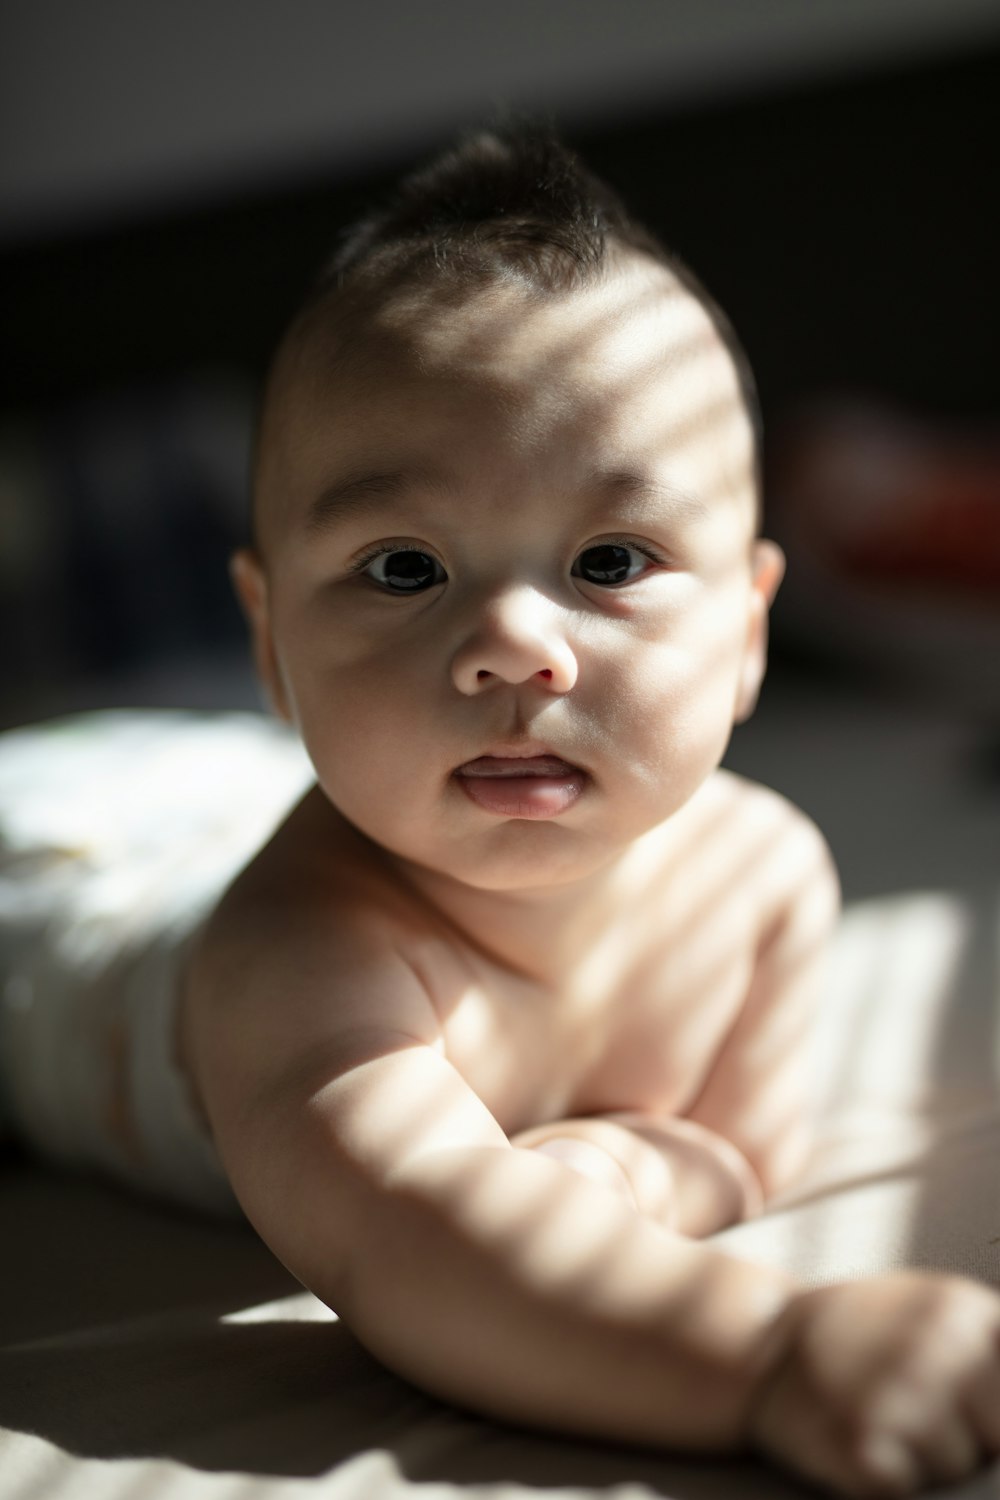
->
xmin=450 ymin=585 xmax=578 ymax=697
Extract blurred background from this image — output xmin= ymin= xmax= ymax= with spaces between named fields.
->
xmin=1 ymin=0 xmax=998 ymax=899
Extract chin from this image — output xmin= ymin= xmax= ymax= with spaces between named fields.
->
xmin=433 ymin=826 xmax=625 ymax=893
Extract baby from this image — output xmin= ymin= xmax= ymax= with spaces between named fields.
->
xmin=176 ymin=129 xmax=1000 ymax=1496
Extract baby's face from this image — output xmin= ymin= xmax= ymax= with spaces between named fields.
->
xmin=239 ymin=257 xmax=782 ymax=890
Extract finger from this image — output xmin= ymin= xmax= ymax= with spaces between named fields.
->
xmin=913 ymin=1412 xmax=983 ymax=1488
xmin=527 ymin=1137 xmax=637 ymax=1205
xmin=770 ymin=1420 xmax=922 ymax=1500
xmin=848 ymin=1434 xmax=923 ymax=1499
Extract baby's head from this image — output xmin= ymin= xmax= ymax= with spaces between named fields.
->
xmin=251 ymin=127 xmax=764 ymax=550
xmin=235 ymin=127 xmax=785 ymax=889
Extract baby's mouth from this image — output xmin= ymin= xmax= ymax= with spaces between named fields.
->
xmin=453 ymin=755 xmax=587 ymax=818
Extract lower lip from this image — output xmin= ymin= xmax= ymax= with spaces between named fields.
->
xmin=455 ymin=768 xmax=587 ymax=819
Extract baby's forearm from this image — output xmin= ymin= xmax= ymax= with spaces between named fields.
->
xmin=296 ymin=1142 xmax=794 ymax=1452
xmin=220 ymin=1042 xmax=790 ymax=1455
xmin=513 ymin=1113 xmax=763 ymax=1237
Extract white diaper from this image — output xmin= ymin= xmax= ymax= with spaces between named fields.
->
xmin=0 ymin=710 xmax=313 ymax=1215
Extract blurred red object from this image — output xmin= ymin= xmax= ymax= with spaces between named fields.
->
xmin=774 ymin=403 xmax=1000 ymax=597
xmin=769 ymin=401 xmax=1000 ymax=711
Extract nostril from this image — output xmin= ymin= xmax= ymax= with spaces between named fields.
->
xmin=476 ymin=669 xmax=492 ymax=682
xmin=537 ymin=669 xmax=553 ymax=681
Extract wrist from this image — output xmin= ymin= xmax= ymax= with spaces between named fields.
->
xmin=742 ymin=1282 xmax=822 ymax=1454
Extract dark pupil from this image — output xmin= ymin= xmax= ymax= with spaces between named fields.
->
xmin=385 ymin=551 xmax=436 ymax=589
xmin=580 ymin=545 xmax=631 ymax=584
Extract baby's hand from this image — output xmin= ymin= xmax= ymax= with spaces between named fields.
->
xmin=517 ymin=1130 xmax=642 ymax=1207
xmin=512 ymin=1113 xmax=762 ymax=1234
xmin=750 ymin=1273 xmax=1000 ymax=1497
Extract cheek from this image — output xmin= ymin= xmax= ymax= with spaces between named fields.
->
xmin=282 ymin=640 xmax=444 ymax=794
xmin=604 ymin=604 xmax=747 ymax=757
xmin=277 ymin=607 xmax=399 ymax=720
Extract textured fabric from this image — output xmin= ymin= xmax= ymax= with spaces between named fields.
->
xmin=0 ymin=711 xmax=311 ymax=1209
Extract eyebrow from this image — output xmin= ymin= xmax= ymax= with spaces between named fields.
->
xmin=590 ymin=470 xmax=709 ymax=522
xmin=302 ymin=465 xmax=453 ymax=536
xmin=301 ymin=463 xmax=709 ymax=537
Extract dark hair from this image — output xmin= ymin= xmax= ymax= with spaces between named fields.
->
xmin=324 ymin=125 xmax=667 ymax=292
xmin=256 ymin=125 xmax=762 ymax=531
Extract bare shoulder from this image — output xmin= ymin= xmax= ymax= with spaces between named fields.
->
xmin=702 ymin=769 xmax=840 ymax=931
xmin=680 ymin=773 xmax=840 ymax=1197
xmin=181 ymin=787 xmax=446 ymax=1144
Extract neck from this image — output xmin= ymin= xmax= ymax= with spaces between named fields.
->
xmin=388 ymin=827 xmax=676 ymax=986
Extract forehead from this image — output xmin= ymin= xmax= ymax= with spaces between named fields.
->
xmin=256 ymin=257 xmax=755 ymax=546
xmin=379 ymin=259 xmax=714 ymax=378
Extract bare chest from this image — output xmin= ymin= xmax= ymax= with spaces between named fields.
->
xmin=426 ymin=887 xmax=757 ymax=1134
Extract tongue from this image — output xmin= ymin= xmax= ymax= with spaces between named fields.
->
xmin=458 ymin=756 xmax=577 ymax=778
xmin=456 ymin=759 xmax=586 ymax=817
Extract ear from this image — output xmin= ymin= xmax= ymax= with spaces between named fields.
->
xmin=229 ymin=549 xmax=293 ymax=722
xmin=734 ymin=539 xmax=785 ymax=724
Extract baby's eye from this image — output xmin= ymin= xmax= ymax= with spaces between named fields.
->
xmin=362 ymin=548 xmax=446 ymax=593
xmin=572 ymin=543 xmax=653 ymax=587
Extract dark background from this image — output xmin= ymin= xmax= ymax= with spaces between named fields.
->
xmin=1 ymin=2 xmax=998 ymax=769
xmin=6 ymin=41 xmax=997 ymax=419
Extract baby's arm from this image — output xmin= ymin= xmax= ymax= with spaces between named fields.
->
xmin=188 ymin=887 xmax=794 ymax=1452
xmin=189 ymin=858 xmax=1000 ymax=1496
xmin=515 ymin=811 xmax=840 ymax=1238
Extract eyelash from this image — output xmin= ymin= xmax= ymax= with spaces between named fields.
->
xmin=348 ymin=537 xmax=668 ymax=589
xmin=587 ymin=536 xmax=666 ymax=569
xmin=349 ymin=541 xmax=427 ymax=572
